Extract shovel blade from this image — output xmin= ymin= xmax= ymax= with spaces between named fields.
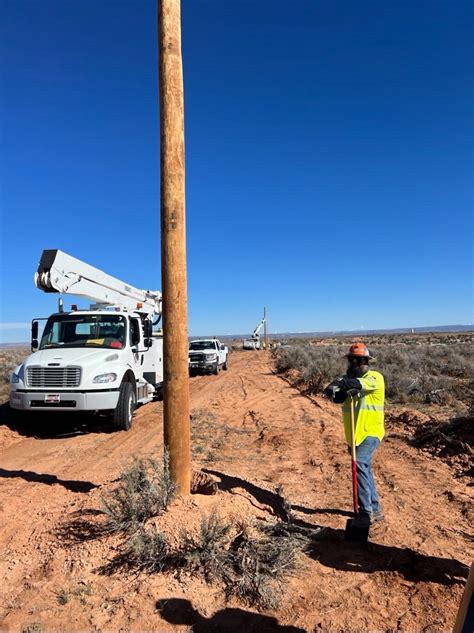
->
xmin=344 ymin=518 xmax=370 ymax=543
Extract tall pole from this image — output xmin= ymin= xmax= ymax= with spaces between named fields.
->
xmin=158 ymin=0 xmax=191 ymax=494
xmin=264 ymin=306 xmax=268 ymax=349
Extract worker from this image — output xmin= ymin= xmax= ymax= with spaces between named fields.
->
xmin=324 ymin=342 xmax=385 ymax=528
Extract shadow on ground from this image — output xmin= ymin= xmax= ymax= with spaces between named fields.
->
xmin=204 ymin=468 xmax=469 ymax=586
xmin=0 ymin=402 xmax=116 ymax=439
xmin=0 ymin=467 xmax=98 ymax=493
xmin=156 ymin=598 xmax=305 ymax=633
xmin=309 ymin=527 xmax=469 ymax=585
xmin=55 ymin=509 xmax=109 ymax=545
xmin=292 ymin=504 xmax=352 ymax=518
xmin=204 ymin=468 xmax=295 ymax=522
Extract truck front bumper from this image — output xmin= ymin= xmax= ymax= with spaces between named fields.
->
xmin=189 ymin=361 xmax=216 ymax=373
xmin=9 ymin=389 xmax=120 ymax=412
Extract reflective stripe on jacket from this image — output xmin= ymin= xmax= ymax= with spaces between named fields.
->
xmin=342 ymin=370 xmax=385 ymax=446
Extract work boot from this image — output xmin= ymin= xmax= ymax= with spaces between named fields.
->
xmin=352 ymin=513 xmax=371 ymax=529
xmin=370 ymin=510 xmax=384 ymax=524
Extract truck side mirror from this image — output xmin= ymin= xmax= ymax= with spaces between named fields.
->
xmin=144 ymin=320 xmax=153 ymax=338
xmin=144 ymin=338 xmax=153 ymax=348
xmin=31 ymin=321 xmax=39 ymax=351
xmin=220 ymin=344 xmax=225 ymax=350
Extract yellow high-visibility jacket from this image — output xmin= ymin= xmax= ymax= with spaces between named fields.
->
xmin=342 ymin=370 xmax=385 ymax=446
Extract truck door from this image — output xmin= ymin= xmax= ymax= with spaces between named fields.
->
xmin=217 ymin=341 xmax=225 ymax=365
xmin=129 ymin=318 xmax=143 ymax=373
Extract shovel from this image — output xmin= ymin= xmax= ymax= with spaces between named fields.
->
xmin=344 ymin=396 xmax=370 ymax=543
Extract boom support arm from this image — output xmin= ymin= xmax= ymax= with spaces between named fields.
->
xmin=34 ymin=249 xmax=162 ymax=316
xmin=252 ymin=317 xmax=266 ymax=338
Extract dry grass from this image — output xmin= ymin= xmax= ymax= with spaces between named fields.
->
xmin=190 ymin=408 xmax=252 ymax=464
xmin=273 ymin=334 xmax=473 ymax=409
xmin=0 ymin=347 xmax=29 ymax=404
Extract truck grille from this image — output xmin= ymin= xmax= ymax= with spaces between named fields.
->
xmin=189 ymin=353 xmax=204 ymax=362
xmin=26 ymin=367 xmax=82 ymax=388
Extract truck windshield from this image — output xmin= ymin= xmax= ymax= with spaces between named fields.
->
xmin=189 ymin=341 xmax=215 ymax=350
xmin=40 ymin=315 xmax=126 ymax=350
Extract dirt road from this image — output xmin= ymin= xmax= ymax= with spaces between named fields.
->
xmin=0 ymin=351 xmax=471 ymax=632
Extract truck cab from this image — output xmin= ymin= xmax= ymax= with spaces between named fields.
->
xmin=10 ymin=311 xmax=163 ymax=431
xmin=188 ymin=338 xmax=228 ymax=375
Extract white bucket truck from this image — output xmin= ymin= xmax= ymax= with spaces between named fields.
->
xmin=9 ymin=249 xmax=163 ymax=430
xmin=242 ymin=316 xmax=266 ymax=350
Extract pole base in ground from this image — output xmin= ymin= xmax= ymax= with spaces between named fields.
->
xmin=344 ymin=518 xmax=370 ymax=543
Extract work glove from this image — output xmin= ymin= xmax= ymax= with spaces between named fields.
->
xmin=324 ymin=377 xmax=361 ymax=402
xmin=345 ymin=387 xmax=360 ymax=398
xmin=324 ymin=381 xmax=347 ymax=403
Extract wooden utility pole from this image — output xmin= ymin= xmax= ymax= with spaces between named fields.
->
xmin=158 ymin=0 xmax=191 ymax=494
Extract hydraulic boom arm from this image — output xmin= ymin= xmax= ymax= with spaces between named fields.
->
xmin=252 ymin=317 xmax=266 ymax=339
xmin=34 ymin=249 xmax=162 ymax=316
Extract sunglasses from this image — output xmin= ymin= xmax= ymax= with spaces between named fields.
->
xmin=348 ymin=356 xmax=368 ymax=363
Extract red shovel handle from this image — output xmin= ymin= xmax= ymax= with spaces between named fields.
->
xmin=352 ymin=457 xmax=358 ymax=513
xmin=350 ymin=397 xmax=358 ymax=514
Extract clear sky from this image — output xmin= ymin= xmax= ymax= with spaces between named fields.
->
xmin=1 ymin=0 xmax=473 ymax=343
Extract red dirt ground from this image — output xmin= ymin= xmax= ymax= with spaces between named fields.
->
xmin=0 ymin=351 xmax=472 ymax=632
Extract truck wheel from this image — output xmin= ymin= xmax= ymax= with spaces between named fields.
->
xmin=223 ymin=355 xmax=229 ymax=370
xmin=114 ymin=382 xmax=136 ymax=431
xmin=155 ymin=385 xmax=164 ymax=401
xmin=213 ymin=361 xmax=219 ymax=375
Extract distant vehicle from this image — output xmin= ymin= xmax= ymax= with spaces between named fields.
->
xmin=9 ymin=249 xmax=164 ymax=431
xmin=189 ymin=339 xmax=228 ymax=375
xmin=242 ymin=316 xmax=266 ymax=350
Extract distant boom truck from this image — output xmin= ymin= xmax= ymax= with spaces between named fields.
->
xmin=9 ymin=249 xmax=164 ymax=430
xmin=242 ymin=316 xmax=266 ymax=350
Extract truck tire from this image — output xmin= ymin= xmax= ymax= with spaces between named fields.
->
xmin=213 ymin=361 xmax=219 ymax=375
xmin=223 ymin=355 xmax=229 ymax=370
xmin=114 ymin=382 xmax=136 ymax=431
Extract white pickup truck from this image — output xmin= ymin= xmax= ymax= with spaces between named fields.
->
xmin=188 ymin=339 xmax=229 ymax=375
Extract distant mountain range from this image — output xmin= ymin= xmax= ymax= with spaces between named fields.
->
xmin=206 ymin=324 xmax=474 ymax=340
xmin=1 ymin=324 xmax=472 ymax=348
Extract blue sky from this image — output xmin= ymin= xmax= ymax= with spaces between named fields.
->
xmin=1 ymin=0 xmax=473 ymax=343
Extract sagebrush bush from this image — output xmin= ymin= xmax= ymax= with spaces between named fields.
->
xmin=101 ymin=453 xmax=176 ymax=533
xmin=273 ymin=341 xmax=473 ymax=407
xmin=0 ymin=347 xmax=29 ymax=403
xmin=179 ymin=510 xmax=233 ymax=580
xmin=124 ymin=526 xmax=173 ymax=572
xmin=115 ymin=510 xmax=309 ymax=609
xmin=225 ymin=523 xmax=308 ymax=609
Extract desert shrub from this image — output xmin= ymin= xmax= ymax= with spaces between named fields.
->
xmin=114 ymin=511 xmax=309 ymax=610
xmin=122 ymin=526 xmax=174 ymax=572
xmin=179 ymin=510 xmax=232 ymax=580
xmin=225 ymin=522 xmax=309 ymax=609
xmin=101 ymin=453 xmax=176 ymax=533
xmin=0 ymin=347 xmax=29 ymax=404
xmin=274 ymin=341 xmax=473 ymax=406
xmin=274 ymin=345 xmax=345 ymax=394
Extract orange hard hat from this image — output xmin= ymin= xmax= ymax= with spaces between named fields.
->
xmin=346 ymin=342 xmax=374 ymax=359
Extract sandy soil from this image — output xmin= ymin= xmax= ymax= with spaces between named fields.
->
xmin=0 ymin=351 xmax=471 ymax=632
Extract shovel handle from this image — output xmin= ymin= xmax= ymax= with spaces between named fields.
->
xmin=350 ymin=397 xmax=358 ymax=513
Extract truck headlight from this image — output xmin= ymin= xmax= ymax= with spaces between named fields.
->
xmin=206 ymin=354 xmax=217 ymax=362
xmin=10 ymin=372 xmax=20 ymax=384
xmin=93 ymin=372 xmax=117 ymax=384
